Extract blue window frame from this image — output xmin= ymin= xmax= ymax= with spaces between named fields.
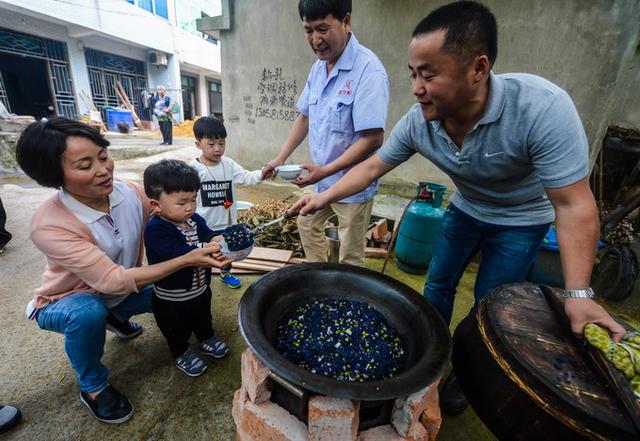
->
xmin=155 ymin=0 xmax=168 ymax=19
xmin=138 ymin=0 xmax=153 ymax=13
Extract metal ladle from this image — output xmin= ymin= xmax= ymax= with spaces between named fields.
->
xmin=249 ymin=210 xmax=299 ymax=234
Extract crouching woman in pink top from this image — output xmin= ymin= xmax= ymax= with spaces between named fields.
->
xmin=15 ymin=117 xmax=232 ymax=424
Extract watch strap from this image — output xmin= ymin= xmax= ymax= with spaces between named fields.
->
xmin=561 ymin=287 xmax=595 ymax=298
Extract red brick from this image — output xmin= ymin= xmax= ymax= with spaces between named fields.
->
xmin=308 ymin=395 xmax=359 ymax=441
xmin=240 ymin=400 xmax=308 ymax=441
xmin=406 ymin=421 xmax=428 ymax=441
xmin=236 ymin=428 xmax=257 ymax=441
xmin=356 ymin=425 xmax=404 ymax=440
xmin=391 ymin=380 xmax=441 ymax=439
xmin=371 ymin=219 xmax=389 ymax=241
xmin=232 ymin=388 xmax=248 ymax=427
xmin=391 ymin=389 xmax=427 ymax=436
xmin=419 ymin=384 xmax=442 ymax=441
xmin=241 ymin=349 xmax=271 ymax=403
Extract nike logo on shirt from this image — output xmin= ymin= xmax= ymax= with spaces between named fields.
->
xmin=484 ymin=152 xmax=504 ymax=158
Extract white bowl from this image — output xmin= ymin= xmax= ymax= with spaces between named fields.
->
xmin=276 ymin=165 xmax=302 ymax=181
xmin=236 ymin=200 xmax=254 ymax=212
xmin=219 ymin=238 xmax=254 ymax=261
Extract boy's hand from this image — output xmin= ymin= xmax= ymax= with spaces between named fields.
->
xmin=205 ymin=241 xmax=221 ymax=253
xmin=262 ymin=159 xmax=282 ymax=180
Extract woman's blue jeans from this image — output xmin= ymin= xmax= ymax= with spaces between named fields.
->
xmin=424 ymin=204 xmax=550 ymax=325
xmin=36 ymin=285 xmax=153 ymax=393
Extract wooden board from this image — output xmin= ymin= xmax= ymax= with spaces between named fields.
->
xmin=365 ymin=247 xmax=388 ymax=259
xmin=232 ymin=261 xmax=285 ymax=271
xmin=211 ymin=267 xmax=264 ymax=274
xmin=240 ymin=258 xmax=286 ymax=268
xmin=247 ymin=247 xmax=293 ymax=263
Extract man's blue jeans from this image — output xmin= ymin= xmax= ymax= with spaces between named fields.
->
xmin=424 ymin=204 xmax=550 ymax=325
xmin=36 ymin=285 xmax=153 ymax=393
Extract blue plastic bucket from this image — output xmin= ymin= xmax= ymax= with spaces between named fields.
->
xmin=105 ymin=109 xmax=133 ymax=132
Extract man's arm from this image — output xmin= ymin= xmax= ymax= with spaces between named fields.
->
xmin=262 ymin=114 xmax=309 ymax=179
xmin=294 ymin=128 xmax=384 ymax=187
xmin=546 ymin=177 xmax=626 ymax=341
xmin=291 ymin=154 xmax=396 ymax=215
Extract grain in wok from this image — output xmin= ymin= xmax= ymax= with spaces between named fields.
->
xmin=275 ymin=299 xmax=407 ymax=382
xmin=221 ymin=224 xmax=254 ymax=251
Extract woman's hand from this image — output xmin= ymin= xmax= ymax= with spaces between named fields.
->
xmin=185 ymin=246 xmax=233 ymax=268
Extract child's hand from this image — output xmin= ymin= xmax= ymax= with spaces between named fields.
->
xmin=205 ymin=240 xmax=222 ymax=253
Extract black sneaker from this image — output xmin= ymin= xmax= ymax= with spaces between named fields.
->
xmin=106 ymin=313 xmax=143 ymax=340
xmin=79 ymin=385 xmax=134 ymax=424
xmin=439 ymin=372 xmax=468 ymax=415
xmin=0 ymin=404 xmax=22 ymax=434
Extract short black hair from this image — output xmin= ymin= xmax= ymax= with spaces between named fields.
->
xmin=298 ymin=0 xmax=351 ymax=21
xmin=15 ymin=117 xmax=110 ymax=189
xmin=143 ymin=159 xmax=201 ymax=200
xmin=413 ymin=1 xmax=497 ymax=67
xmin=193 ymin=116 xmax=227 ymax=140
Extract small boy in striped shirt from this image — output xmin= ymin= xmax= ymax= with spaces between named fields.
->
xmin=143 ymin=159 xmax=231 ymax=377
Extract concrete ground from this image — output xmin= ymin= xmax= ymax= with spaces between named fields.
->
xmin=0 ymin=132 xmax=495 ymax=440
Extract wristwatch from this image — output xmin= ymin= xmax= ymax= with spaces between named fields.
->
xmin=561 ymin=287 xmax=595 ymax=298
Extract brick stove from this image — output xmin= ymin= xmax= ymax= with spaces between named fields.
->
xmin=233 ymin=349 xmax=443 ymax=441
xmin=235 ymin=264 xmax=451 ymax=440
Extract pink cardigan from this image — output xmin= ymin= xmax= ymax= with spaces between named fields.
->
xmin=30 ymin=181 xmax=152 ymax=308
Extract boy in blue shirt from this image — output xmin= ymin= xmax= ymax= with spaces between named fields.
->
xmin=143 ymin=159 xmax=232 ymax=376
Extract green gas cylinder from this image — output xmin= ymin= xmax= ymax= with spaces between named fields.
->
xmin=394 ymin=182 xmax=447 ymax=274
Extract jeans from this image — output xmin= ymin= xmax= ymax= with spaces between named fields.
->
xmin=424 ymin=204 xmax=550 ymax=325
xmin=36 ymin=285 xmax=153 ymax=393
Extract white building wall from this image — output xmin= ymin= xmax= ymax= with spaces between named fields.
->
xmin=175 ymin=29 xmax=221 ymax=73
xmin=0 ymin=0 xmax=174 ymax=53
xmin=0 ymin=0 xmax=220 ymax=124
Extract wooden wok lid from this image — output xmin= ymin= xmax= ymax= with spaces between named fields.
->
xmin=478 ymin=284 xmax=637 ymax=440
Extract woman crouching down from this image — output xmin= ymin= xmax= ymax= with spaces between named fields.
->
xmin=15 ymin=117 xmax=231 ymax=424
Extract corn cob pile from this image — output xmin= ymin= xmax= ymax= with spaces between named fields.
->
xmin=238 ymin=198 xmax=304 ymax=257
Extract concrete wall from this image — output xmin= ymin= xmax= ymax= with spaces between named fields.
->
xmin=219 ymin=0 xmax=640 ymax=187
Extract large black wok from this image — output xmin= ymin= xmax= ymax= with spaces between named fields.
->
xmin=238 ymin=263 xmax=451 ymax=400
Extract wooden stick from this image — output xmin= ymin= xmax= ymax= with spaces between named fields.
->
xmin=114 ymin=81 xmax=144 ymax=130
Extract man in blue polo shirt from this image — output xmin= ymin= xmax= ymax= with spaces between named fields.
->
xmin=291 ymin=1 xmax=625 ymax=413
xmin=263 ymin=0 xmax=389 ymax=266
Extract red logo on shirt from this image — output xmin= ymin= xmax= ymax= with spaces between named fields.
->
xmin=338 ymin=79 xmax=353 ymax=95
